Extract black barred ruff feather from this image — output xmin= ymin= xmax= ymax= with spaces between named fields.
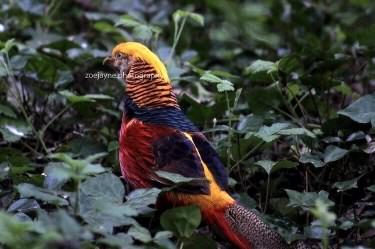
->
xmin=122 ymin=97 xmax=198 ymax=132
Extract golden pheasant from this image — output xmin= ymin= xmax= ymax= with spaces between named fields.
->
xmin=104 ymin=42 xmax=308 ymax=249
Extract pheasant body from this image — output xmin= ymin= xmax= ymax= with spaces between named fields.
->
xmin=105 ymin=42 xmax=309 ymax=249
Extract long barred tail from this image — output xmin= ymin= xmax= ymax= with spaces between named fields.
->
xmin=206 ymin=203 xmax=310 ymax=249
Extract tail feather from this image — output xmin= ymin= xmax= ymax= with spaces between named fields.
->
xmin=224 ymin=203 xmax=289 ymax=249
xmin=204 ymin=202 xmax=312 ymax=249
xmin=204 ymin=204 xmax=252 ymax=249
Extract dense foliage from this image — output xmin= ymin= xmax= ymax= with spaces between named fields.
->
xmin=0 ymin=0 xmax=374 ymax=248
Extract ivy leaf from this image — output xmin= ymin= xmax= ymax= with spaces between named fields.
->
xmin=285 ymin=190 xmax=334 ymax=211
xmin=99 ymin=233 xmax=134 ymax=248
xmin=323 ymin=145 xmax=349 ymax=163
xmin=16 ymin=183 xmax=68 ymax=206
xmin=128 ymin=224 xmax=153 ymax=243
xmin=255 ymin=160 xmax=276 ymax=175
xmin=156 ymin=170 xmax=197 ymax=184
xmin=125 ymin=188 xmax=161 ymax=215
xmin=254 ymin=123 xmax=290 ymax=142
xmin=338 ymin=94 xmax=375 ymax=125
xmin=333 ymin=175 xmax=363 ymax=192
xmin=80 ymin=173 xmax=124 ymax=203
xmin=256 ymin=160 xmax=297 ymax=175
xmin=160 ymin=205 xmax=201 ymax=238
xmin=367 ymin=184 xmax=375 ymax=192
xmin=299 ymin=153 xmax=325 ymax=168
xmin=79 ymin=173 xmax=137 ymax=234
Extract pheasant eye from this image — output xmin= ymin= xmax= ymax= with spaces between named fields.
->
xmin=116 ymin=53 xmax=122 ymax=59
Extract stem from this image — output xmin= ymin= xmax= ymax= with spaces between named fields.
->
xmin=5 ymin=78 xmax=49 ymax=154
xmin=309 ymin=88 xmax=323 ymax=124
xmin=74 ymin=179 xmax=81 ymax=215
xmin=231 ymin=141 xmax=264 ymax=170
xmin=225 ymin=91 xmax=233 ymax=168
xmin=286 ymin=85 xmax=307 ymax=124
xmin=167 ymin=16 xmax=187 ymax=63
xmin=1 ymin=52 xmax=49 ymax=154
xmin=264 ymin=174 xmax=270 ymax=213
xmin=41 ymin=104 xmax=70 ymax=137
xmin=277 ymin=83 xmax=302 ymax=127
xmin=323 ymin=230 xmax=328 ymax=249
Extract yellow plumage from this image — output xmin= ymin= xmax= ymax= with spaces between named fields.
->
xmin=111 ymin=42 xmax=170 ymax=83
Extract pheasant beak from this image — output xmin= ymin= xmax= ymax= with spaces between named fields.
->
xmin=103 ymin=56 xmax=115 ymax=66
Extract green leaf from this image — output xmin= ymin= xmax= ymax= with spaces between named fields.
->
xmin=338 ymin=94 xmax=375 ymax=124
xmin=116 ymin=15 xmax=142 ymax=27
xmin=247 ymin=60 xmax=277 ymax=74
xmin=49 ymin=153 xmax=106 ymax=180
xmin=323 ymin=145 xmax=349 ymax=163
xmin=245 ymin=60 xmax=277 ymax=81
xmin=0 ymin=104 xmax=17 ymax=118
xmin=272 ymin=160 xmax=298 ymax=172
xmin=160 ymin=205 xmax=201 ymax=238
xmin=334 ymin=82 xmax=352 ymax=96
xmin=37 ymin=209 xmax=88 ymax=241
xmin=1 ymin=38 xmax=16 ymax=53
xmin=128 ymin=224 xmax=152 ymax=243
xmin=311 ymin=200 xmax=336 ymax=227
xmin=367 ymin=184 xmax=375 ymax=192
xmin=254 ymin=123 xmax=289 ymax=142
xmin=255 ymin=160 xmax=276 ymax=175
xmin=173 ymin=10 xmax=204 ymax=26
xmin=278 ymin=55 xmax=301 ymax=74
xmin=99 ymin=233 xmax=134 ymax=248
xmin=200 ymin=72 xmax=234 ymax=92
xmin=0 ymin=119 xmax=31 ymax=143
xmin=126 ymin=188 xmax=161 ymax=215
xmin=59 ymin=90 xmax=113 ymax=104
xmin=43 ymin=162 xmax=70 ymax=190
xmin=299 ymin=153 xmax=324 ymax=168
xmin=93 ymin=21 xmax=117 ymax=33
xmin=80 ymin=173 xmax=124 ymax=203
xmin=277 ymin=128 xmax=316 ymax=138
xmin=333 ymin=175 xmax=363 ymax=192
xmin=200 ymin=72 xmax=222 ymax=83
xmin=156 ymin=170 xmax=197 ymax=184
xmin=7 ymin=198 xmax=39 ymax=213
xmin=217 ymin=80 xmax=235 ymax=92
xmin=255 ymin=160 xmax=297 ymax=175
xmin=16 ymin=183 xmax=68 ymax=206
xmin=247 ymin=85 xmax=282 ymax=113
xmin=183 ymin=234 xmax=217 ymax=249
xmin=285 ymin=190 xmax=334 ymax=211
xmin=0 ymin=162 xmax=10 ymax=180
xmin=79 ymin=173 xmax=136 ymax=234
xmin=0 ymin=211 xmax=36 ymax=247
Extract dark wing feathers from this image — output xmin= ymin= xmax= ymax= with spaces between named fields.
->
xmin=152 ymin=132 xmax=209 ymax=194
xmin=191 ymin=133 xmax=228 ymax=189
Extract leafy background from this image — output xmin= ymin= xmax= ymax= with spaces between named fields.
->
xmin=0 ymin=0 xmax=375 ymax=248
